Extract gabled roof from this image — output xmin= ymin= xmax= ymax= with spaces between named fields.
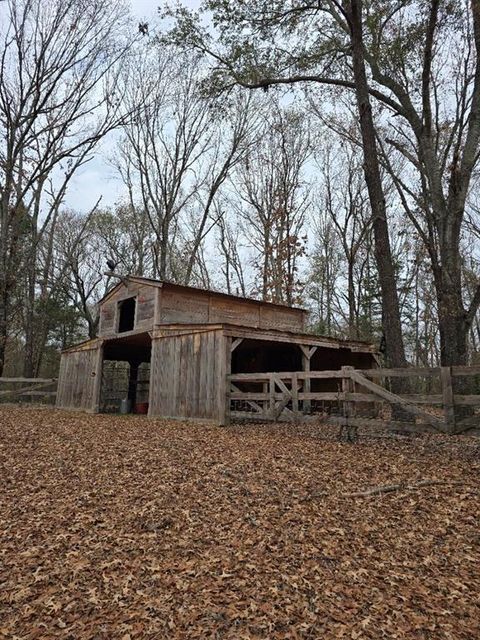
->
xmin=98 ymin=275 xmax=308 ymax=314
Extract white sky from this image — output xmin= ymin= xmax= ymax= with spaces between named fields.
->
xmin=66 ymin=0 xmax=201 ymax=213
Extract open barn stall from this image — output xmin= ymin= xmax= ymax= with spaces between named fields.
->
xmin=100 ymin=361 xmax=150 ymax=414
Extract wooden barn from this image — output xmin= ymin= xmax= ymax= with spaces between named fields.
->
xmin=56 ymin=277 xmax=378 ymax=424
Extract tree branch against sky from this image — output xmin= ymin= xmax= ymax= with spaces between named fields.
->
xmin=0 ymin=0 xmax=137 ymax=375
xmin=2 ymin=0 xmax=480 ymax=376
xmin=162 ymin=0 xmax=480 ymax=368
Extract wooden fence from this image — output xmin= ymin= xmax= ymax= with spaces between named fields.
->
xmin=0 ymin=377 xmax=57 ymax=404
xmin=1 ymin=368 xmax=480 ymax=435
xmin=228 ymin=365 xmax=480 ymax=434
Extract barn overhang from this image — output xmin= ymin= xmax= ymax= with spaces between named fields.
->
xmin=151 ymin=323 xmax=377 ymax=355
xmin=102 ymin=331 xmax=152 ymax=363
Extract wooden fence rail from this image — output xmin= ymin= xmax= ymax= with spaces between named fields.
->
xmin=227 ymin=366 xmax=480 ymax=434
xmin=0 ymin=378 xmax=57 ymax=402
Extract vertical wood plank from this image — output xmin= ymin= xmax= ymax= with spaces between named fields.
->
xmin=341 ymin=366 xmax=355 ymax=419
xmin=201 ymin=332 xmax=210 ymax=418
xmin=92 ymin=343 xmax=103 ymax=413
xmin=147 ymin=339 xmax=157 ymax=416
xmin=154 ymin=286 xmax=162 ymax=325
xmin=56 ymin=355 xmax=66 ymax=408
xmin=262 ymin=381 xmax=268 ymax=418
xmin=302 ymin=349 xmax=311 ymax=413
xmin=171 ymin=336 xmax=180 ymax=416
xmin=207 ymin=331 xmax=216 ymax=418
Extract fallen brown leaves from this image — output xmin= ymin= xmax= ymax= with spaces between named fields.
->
xmin=0 ymin=407 xmax=479 ymax=639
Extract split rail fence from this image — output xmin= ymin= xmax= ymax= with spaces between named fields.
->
xmin=228 ymin=365 xmax=480 ymax=434
xmin=0 ymin=377 xmax=57 ymax=405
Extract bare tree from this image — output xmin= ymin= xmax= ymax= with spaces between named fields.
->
xmin=318 ymin=142 xmax=372 ymax=338
xmin=91 ymin=205 xmax=155 ymax=278
xmin=232 ymin=105 xmax=310 ymax=305
xmin=165 ymin=0 xmax=480 ymax=369
xmin=115 ymin=49 xmax=258 ymax=285
xmin=181 ymin=91 xmax=259 ymax=285
xmin=0 ymin=0 xmax=134 ymax=374
xmin=216 ymin=202 xmax=247 ymax=297
xmin=306 ymin=210 xmax=343 ymax=336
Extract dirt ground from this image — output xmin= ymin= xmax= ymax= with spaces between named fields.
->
xmin=0 ymin=406 xmax=479 ymax=640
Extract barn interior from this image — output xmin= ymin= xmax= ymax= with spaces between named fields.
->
xmin=101 ymin=332 xmax=151 ymax=413
xmin=231 ymin=339 xmax=374 ymax=378
xmin=231 ymin=339 xmax=302 ymax=373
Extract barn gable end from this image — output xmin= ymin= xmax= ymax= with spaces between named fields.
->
xmin=97 ymin=277 xmax=307 ymax=338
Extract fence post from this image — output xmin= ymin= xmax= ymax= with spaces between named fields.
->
xmin=341 ymin=366 xmax=355 ymax=419
xmin=291 ymin=372 xmax=299 ymax=421
xmin=269 ymin=374 xmax=275 ymax=420
xmin=440 ymin=366 xmax=455 ymax=434
xmin=299 ymin=346 xmax=318 ymax=414
xmin=302 ymin=352 xmax=311 ymax=413
xmin=341 ymin=366 xmax=356 ymax=440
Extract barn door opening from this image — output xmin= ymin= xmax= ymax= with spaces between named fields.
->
xmin=100 ymin=331 xmax=152 ymax=413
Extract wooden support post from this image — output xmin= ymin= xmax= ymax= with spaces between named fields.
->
xmin=341 ymin=366 xmax=356 ymax=440
xmin=218 ymin=335 xmax=231 ymax=426
xmin=303 ymin=351 xmax=311 ymax=413
xmin=153 ymin=287 xmax=162 ymax=325
xmin=263 ymin=380 xmax=268 ymax=418
xmin=341 ymin=366 xmax=354 ymax=417
xmin=440 ymin=366 xmax=455 ymax=433
xmin=300 ymin=345 xmax=317 ymax=414
xmin=147 ymin=339 xmax=156 ymax=417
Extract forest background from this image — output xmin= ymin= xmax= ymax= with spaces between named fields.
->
xmin=1 ymin=0 xmax=480 ymax=378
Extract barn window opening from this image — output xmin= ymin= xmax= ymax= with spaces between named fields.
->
xmin=118 ymin=297 xmax=136 ymax=333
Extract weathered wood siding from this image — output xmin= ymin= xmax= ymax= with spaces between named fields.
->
xmin=160 ymin=288 xmax=210 ymax=324
xmin=98 ymin=278 xmax=307 ymax=336
xmin=149 ymin=329 xmax=226 ymax=421
xmin=157 ymin=287 xmax=305 ymax=332
xmin=259 ymin=305 xmax=304 ymax=332
xmin=56 ymin=344 xmax=100 ymax=411
xmin=99 ymin=282 xmax=156 ymax=337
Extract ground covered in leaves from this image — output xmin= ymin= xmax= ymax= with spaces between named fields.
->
xmin=1 ymin=407 xmax=479 ymax=639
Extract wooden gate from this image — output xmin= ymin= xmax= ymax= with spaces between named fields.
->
xmin=227 ymin=365 xmax=480 ymax=433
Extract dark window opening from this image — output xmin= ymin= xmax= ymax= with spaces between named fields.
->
xmin=118 ymin=297 xmax=136 ymax=333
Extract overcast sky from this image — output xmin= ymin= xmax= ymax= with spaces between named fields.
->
xmin=66 ymin=0 xmax=201 ymax=213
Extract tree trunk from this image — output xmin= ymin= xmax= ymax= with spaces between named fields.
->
xmin=347 ymin=0 xmax=407 ymax=370
xmin=347 ymin=260 xmax=357 ymax=339
xmin=437 ymin=289 xmax=468 ymax=367
xmin=23 ymin=245 xmax=37 ymax=378
xmin=0 ymin=287 xmax=8 ymax=376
